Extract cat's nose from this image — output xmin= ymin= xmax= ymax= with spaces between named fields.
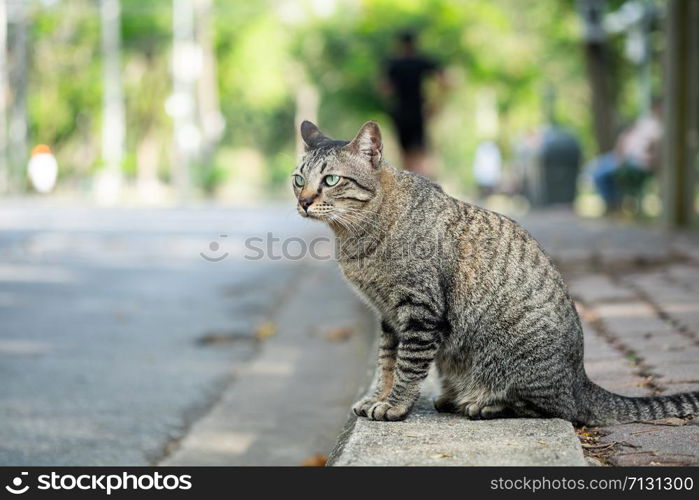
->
xmin=299 ymin=198 xmax=314 ymax=212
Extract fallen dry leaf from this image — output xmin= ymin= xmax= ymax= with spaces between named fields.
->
xmin=255 ymin=321 xmax=277 ymax=341
xmin=323 ymin=326 xmax=355 ymax=342
xmin=300 ymin=454 xmax=327 ymax=466
xmin=198 ymin=330 xmax=251 ymax=345
xmin=643 ymin=417 xmax=688 ymax=426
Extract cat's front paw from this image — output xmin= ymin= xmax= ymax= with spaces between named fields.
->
xmin=352 ymin=397 xmax=377 ymax=417
xmin=366 ymin=401 xmax=410 ymax=421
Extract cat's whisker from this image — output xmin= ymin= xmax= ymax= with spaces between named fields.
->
xmin=338 ymin=209 xmax=385 ymax=235
xmin=335 ymin=213 xmax=362 ymax=235
xmin=330 ymin=213 xmax=356 ymax=235
xmin=335 ymin=212 xmax=368 ymax=233
xmin=344 ymin=213 xmax=371 ymax=235
xmin=340 ymin=206 xmax=381 ymax=224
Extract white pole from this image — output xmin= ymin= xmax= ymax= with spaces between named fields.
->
xmin=97 ymin=0 xmax=125 ymax=202
xmin=170 ymin=0 xmax=199 ymax=200
xmin=196 ymin=0 xmax=223 ymax=162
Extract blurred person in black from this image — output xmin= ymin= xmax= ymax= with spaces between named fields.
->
xmin=382 ymin=30 xmax=447 ymax=177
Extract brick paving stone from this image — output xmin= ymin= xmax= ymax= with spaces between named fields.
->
xmin=599 ymin=422 xmax=699 ymax=466
xmin=635 ymin=345 xmax=699 ymax=365
xmin=650 ymin=289 xmax=698 ymax=307
xmin=581 ymin=320 xmax=650 ymax=398
xmin=601 ymin=318 xmax=675 ymax=340
xmin=662 ymin=309 xmax=699 ymax=334
xmin=567 ymin=274 xmax=637 ymax=304
xmin=593 ymin=301 xmax=656 ymax=322
xmin=672 ymin=236 xmax=699 ymax=262
xmin=627 ymin=274 xmax=698 ymax=305
xmin=654 ymin=362 xmax=699 ymax=384
xmin=585 ymin=359 xmax=638 ymax=381
xmin=625 ymin=271 xmax=668 ymax=286
xmin=597 ymin=380 xmax=650 ymax=397
xmin=630 ymin=333 xmax=696 ymax=359
xmin=583 ymin=341 xmax=621 ymax=360
xmin=584 ymin=367 xmax=650 ymax=397
xmin=666 ymin=264 xmax=699 ymax=292
xmin=660 ymin=382 xmax=699 ymax=395
xmin=583 ymin=330 xmax=622 ymax=360
xmin=599 ymin=247 xmax=669 ymax=269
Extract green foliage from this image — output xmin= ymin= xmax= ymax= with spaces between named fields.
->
xmin=29 ymin=0 xmax=101 ymax=177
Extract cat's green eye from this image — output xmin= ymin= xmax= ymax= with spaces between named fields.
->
xmin=324 ymin=174 xmax=341 ymax=187
xmin=293 ymin=175 xmax=305 ymax=188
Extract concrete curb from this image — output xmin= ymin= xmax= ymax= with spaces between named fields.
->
xmin=329 ymin=370 xmax=587 ymax=466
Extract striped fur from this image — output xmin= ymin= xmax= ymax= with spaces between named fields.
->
xmin=293 ymin=120 xmax=699 ymax=425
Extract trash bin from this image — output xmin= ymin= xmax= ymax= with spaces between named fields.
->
xmin=538 ymin=126 xmax=582 ymax=206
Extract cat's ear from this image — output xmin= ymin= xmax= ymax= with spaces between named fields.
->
xmin=300 ymin=120 xmax=330 ymax=150
xmin=348 ymin=121 xmax=383 ymax=168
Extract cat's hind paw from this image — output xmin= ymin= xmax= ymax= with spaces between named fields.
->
xmin=465 ymin=403 xmax=509 ymax=420
xmin=433 ymin=395 xmax=458 ymax=413
xmin=366 ymin=401 xmax=410 ymax=421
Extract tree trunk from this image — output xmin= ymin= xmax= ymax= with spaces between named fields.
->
xmin=195 ymin=0 xmax=224 ymax=191
xmin=8 ymin=0 xmax=27 ymax=192
xmin=661 ymin=0 xmax=699 ymax=227
xmin=577 ymin=0 xmax=617 ymax=154
xmin=0 ymin=0 xmax=8 ymax=193
xmin=583 ymin=43 xmax=617 ymax=153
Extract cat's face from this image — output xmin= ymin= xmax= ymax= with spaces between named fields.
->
xmin=292 ymin=121 xmax=383 ymax=226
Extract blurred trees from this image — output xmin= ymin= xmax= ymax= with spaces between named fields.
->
xmin=29 ymin=0 xmax=101 ymax=187
xmin=1 ymin=0 xmax=663 ymax=197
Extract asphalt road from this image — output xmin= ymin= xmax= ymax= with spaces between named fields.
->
xmin=0 ymin=201 xmax=330 ymax=465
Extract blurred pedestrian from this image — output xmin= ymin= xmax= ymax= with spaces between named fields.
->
xmin=382 ymin=30 xmax=447 ymax=177
xmin=590 ymin=98 xmax=663 ymax=213
xmin=472 ymin=140 xmax=502 ymax=199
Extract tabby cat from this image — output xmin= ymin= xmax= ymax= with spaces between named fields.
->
xmin=292 ymin=119 xmax=699 ymax=425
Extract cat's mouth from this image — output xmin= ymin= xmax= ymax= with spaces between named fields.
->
xmin=306 ymin=212 xmax=333 ymax=222
xmin=297 ymin=202 xmax=334 ymax=222
xmin=297 ymin=205 xmax=330 ymax=221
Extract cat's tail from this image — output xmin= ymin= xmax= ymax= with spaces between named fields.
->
xmin=578 ymin=379 xmax=699 ymax=426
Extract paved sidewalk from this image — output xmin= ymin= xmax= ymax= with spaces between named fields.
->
xmin=521 ymin=210 xmax=699 ymax=466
